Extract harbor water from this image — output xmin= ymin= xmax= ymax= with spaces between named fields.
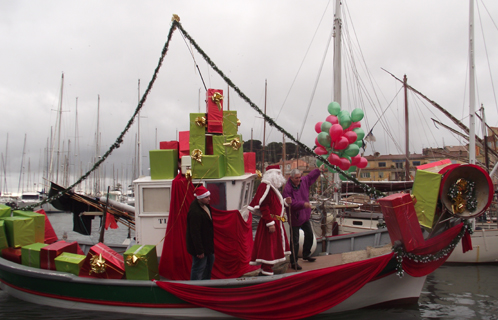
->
xmin=1 ymin=213 xmax=497 ymax=319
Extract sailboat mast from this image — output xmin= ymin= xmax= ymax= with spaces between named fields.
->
xmin=137 ymin=79 xmax=142 ymax=177
xmin=262 ymin=79 xmax=267 ymax=169
xmin=468 ymin=0 xmax=476 ymax=164
xmin=332 ymin=0 xmax=342 ymax=203
xmin=404 ymin=75 xmax=410 ymax=181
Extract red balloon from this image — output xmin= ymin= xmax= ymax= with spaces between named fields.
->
xmin=327 ymin=153 xmax=340 ymax=165
xmin=326 ymin=115 xmax=339 ymax=125
xmin=338 ymin=158 xmax=351 ymax=170
xmin=334 ymin=136 xmax=349 ymax=150
xmin=350 ymin=121 xmax=361 ymax=129
xmin=357 ymin=157 xmax=368 ymax=169
xmin=350 ymin=154 xmax=362 ymax=166
xmin=315 ymin=147 xmax=328 ymax=155
xmin=329 ymin=124 xmax=344 ymax=142
xmin=343 ymin=131 xmax=358 ymax=144
xmin=315 ymin=122 xmax=323 ymax=134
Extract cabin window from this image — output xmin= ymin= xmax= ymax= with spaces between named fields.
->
xmin=378 ymin=162 xmax=386 ymax=167
xmin=360 ymin=172 xmax=370 ymax=178
xmin=206 ymin=182 xmax=227 ymax=211
xmin=142 ymin=187 xmax=170 ymax=214
xmin=352 ymin=221 xmax=363 ymax=226
xmin=413 ymin=161 xmax=421 ymax=166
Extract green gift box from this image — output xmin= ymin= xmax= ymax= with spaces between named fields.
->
xmin=413 ymin=169 xmax=442 ymax=229
xmin=189 ymin=113 xmax=206 ymax=155
xmin=54 ymin=252 xmax=86 ymax=276
xmin=124 ymin=244 xmax=159 ymax=280
xmin=0 ymin=220 xmax=8 ymax=255
xmin=149 ymin=149 xmax=179 ymax=180
xmin=212 ymin=135 xmax=245 ymax=177
xmin=0 ymin=204 xmax=11 ymax=218
xmin=13 ymin=210 xmax=45 ymax=243
xmin=21 ymin=242 xmax=48 ymax=268
xmin=2 ymin=216 xmax=35 ymax=248
xmin=192 ymin=154 xmax=226 ymax=179
xmin=223 ymin=110 xmax=238 ymax=135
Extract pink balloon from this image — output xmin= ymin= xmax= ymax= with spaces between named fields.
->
xmin=315 ymin=122 xmax=323 ymax=134
xmin=329 ymin=124 xmax=344 ymax=142
xmin=334 ymin=136 xmax=349 ymax=150
xmin=315 ymin=137 xmax=323 ymax=147
xmin=338 ymin=158 xmax=351 ymax=170
xmin=350 ymin=154 xmax=362 ymax=166
xmin=327 ymin=153 xmax=340 ymax=165
xmin=343 ymin=131 xmax=358 ymax=144
xmin=315 ymin=147 xmax=328 ymax=155
xmin=357 ymin=157 xmax=368 ymax=169
xmin=326 ymin=115 xmax=339 ymax=125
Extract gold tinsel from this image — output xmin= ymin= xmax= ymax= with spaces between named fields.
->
xmin=256 ymin=170 xmax=262 ymax=180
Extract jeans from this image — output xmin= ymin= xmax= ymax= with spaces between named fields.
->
xmin=190 ymin=253 xmax=215 ymax=280
xmin=289 ymin=220 xmax=313 ymax=264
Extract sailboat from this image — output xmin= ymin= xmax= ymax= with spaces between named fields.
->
xmin=0 ymin=6 xmax=471 ymax=319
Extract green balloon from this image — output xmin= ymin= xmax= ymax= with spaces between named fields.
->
xmin=344 ymin=144 xmax=360 ymax=157
xmin=327 ymin=166 xmax=337 ymax=173
xmin=338 ymin=110 xmax=350 ymax=118
xmin=351 ymin=108 xmax=364 ymax=122
xmin=321 ymin=121 xmax=332 ymax=133
xmin=339 ymin=174 xmax=348 ymax=181
xmin=316 ymin=159 xmax=323 ymax=167
xmin=355 ymin=140 xmax=363 ymax=148
xmin=348 ymin=165 xmax=357 ymax=172
xmin=327 ymin=102 xmax=341 ymax=115
xmin=353 ymin=127 xmax=365 ymax=140
xmin=339 ymin=114 xmax=352 ymax=130
xmin=317 ymin=132 xmax=331 ymax=147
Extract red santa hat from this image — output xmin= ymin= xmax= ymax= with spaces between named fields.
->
xmin=265 ymin=164 xmax=281 ymax=172
xmin=194 ymin=185 xmax=211 ymax=199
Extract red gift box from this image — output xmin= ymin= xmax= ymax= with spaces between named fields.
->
xmin=2 ymin=248 xmax=22 ymax=264
xmin=377 ymin=193 xmax=425 ymax=252
xmin=79 ymin=243 xmax=125 ymax=279
xmin=35 ymin=209 xmax=58 ymax=244
xmin=244 ymin=152 xmax=256 ymax=173
xmin=160 ymin=141 xmax=179 ymax=151
xmin=40 ymin=240 xmax=78 ymax=270
xmin=206 ymin=89 xmax=224 ymax=134
xmin=179 ymin=131 xmax=190 ymax=158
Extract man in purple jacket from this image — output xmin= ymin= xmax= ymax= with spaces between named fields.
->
xmin=283 ymin=165 xmax=325 ymax=270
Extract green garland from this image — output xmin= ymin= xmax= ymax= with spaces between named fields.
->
xmin=22 ymin=17 xmax=386 ymax=211
xmin=392 ymin=220 xmax=473 ymax=277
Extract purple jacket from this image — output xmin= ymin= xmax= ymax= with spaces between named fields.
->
xmin=282 ymin=168 xmax=321 ymax=227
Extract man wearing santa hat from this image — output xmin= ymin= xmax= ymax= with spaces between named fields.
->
xmin=248 ymin=165 xmax=291 ymax=276
xmin=186 ymin=185 xmax=215 ymax=280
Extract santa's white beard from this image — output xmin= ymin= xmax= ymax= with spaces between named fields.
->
xmin=263 ymin=170 xmax=286 ymax=189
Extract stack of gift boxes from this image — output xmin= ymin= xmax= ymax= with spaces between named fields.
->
xmin=149 ymin=88 xmax=256 ymax=180
xmin=0 ymin=204 xmax=159 ymax=281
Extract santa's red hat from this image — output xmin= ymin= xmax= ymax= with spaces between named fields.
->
xmin=194 ymin=186 xmax=211 ymax=199
xmin=265 ymin=164 xmax=281 ymax=172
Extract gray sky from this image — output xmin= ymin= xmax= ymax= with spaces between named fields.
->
xmin=1 ymin=0 xmax=497 ymax=193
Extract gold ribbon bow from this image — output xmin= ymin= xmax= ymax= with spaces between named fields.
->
xmin=211 ymin=92 xmax=223 ymax=111
xmin=195 ymin=116 xmax=207 ymax=127
xmin=89 ymin=253 xmax=106 ymax=275
xmin=125 ymin=254 xmax=147 ymax=267
xmin=237 ymin=119 xmax=241 ymax=127
xmin=256 ymin=170 xmax=262 ymax=180
xmin=171 ymin=14 xmax=180 ymax=22
xmin=191 ymin=149 xmax=203 ymax=164
xmin=185 ymin=169 xmax=192 ymax=180
xmin=222 ymin=137 xmax=242 ymax=150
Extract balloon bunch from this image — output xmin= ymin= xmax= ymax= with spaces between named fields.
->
xmin=314 ymin=102 xmax=368 ymax=180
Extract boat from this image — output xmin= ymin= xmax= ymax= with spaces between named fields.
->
xmin=0 ymin=9 xmax=475 ymax=320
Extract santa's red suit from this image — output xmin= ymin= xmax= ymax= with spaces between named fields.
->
xmin=248 ymin=179 xmax=291 ymax=275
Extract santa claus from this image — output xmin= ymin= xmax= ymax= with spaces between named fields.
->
xmin=248 ymin=165 xmax=291 ymax=275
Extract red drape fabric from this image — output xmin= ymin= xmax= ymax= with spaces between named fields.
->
xmin=104 ymin=212 xmax=118 ymax=230
xmin=155 ymin=253 xmax=393 ymax=320
xmin=462 ymin=230 xmax=472 ymax=253
xmin=401 ymin=223 xmax=464 ymax=277
xmin=158 ymin=174 xmax=258 ymax=280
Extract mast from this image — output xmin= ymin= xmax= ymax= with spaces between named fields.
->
xmin=333 ymin=0 xmax=342 ymax=203
xmin=404 ymin=75 xmax=410 ymax=181
xmin=468 ymin=0 xmax=476 ymax=164
xmin=18 ymin=134 xmax=27 ymax=194
xmin=137 ymin=79 xmax=142 ymax=177
xmin=480 ymin=105 xmax=490 ymax=171
xmin=262 ymin=79 xmax=267 ymax=170
xmin=94 ymin=95 xmax=101 ymax=195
